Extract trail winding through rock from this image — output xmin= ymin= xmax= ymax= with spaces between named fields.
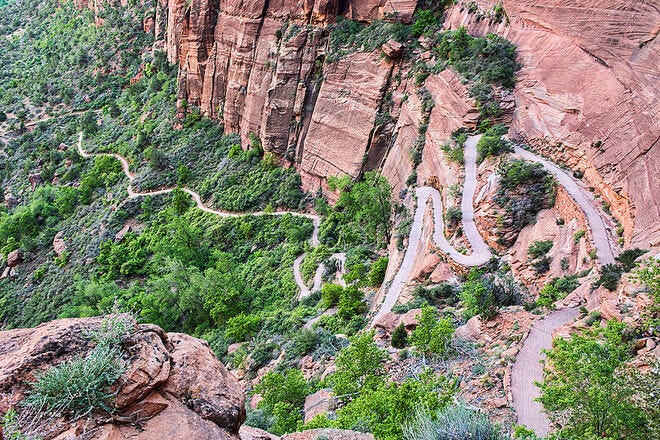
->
xmin=372 ymin=135 xmax=493 ymax=324
xmin=513 ymin=146 xmax=616 ymax=264
xmin=509 ymin=147 xmax=616 ymax=435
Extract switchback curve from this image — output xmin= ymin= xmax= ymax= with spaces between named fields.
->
xmin=75 ymin=133 xmax=325 ymax=296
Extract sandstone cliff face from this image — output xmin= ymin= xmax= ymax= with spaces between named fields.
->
xmin=164 ymin=0 xmax=658 ymax=248
xmin=159 ymin=0 xmax=417 ymax=193
xmin=159 ymin=0 xmax=658 ymax=247
xmin=442 ymin=0 xmax=660 ymax=249
xmin=0 ymin=316 xmax=245 ymax=440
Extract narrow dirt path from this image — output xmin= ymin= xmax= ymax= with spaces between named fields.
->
xmin=76 ymin=133 xmax=325 ymax=296
xmin=511 ymin=307 xmax=579 ymax=436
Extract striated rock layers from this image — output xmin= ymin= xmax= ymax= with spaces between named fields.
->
xmin=0 ymin=316 xmax=245 ymax=439
xmin=160 ymin=0 xmax=414 ymax=194
xmin=160 ymin=0 xmax=659 ymax=249
xmin=443 ymin=0 xmax=660 ymax=249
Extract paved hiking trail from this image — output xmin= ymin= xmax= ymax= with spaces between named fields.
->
xmin=511 ymin=307 xmax=579 ymax=436
xmin=366 ymin=135 xmax=616 ymax=435
xmin=372 ymin=135 xmax=493 ymax=324
xmin=514 ymin=146 xmax=616 ymax=264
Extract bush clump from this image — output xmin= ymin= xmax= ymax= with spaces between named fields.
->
xmin=405 ymin=404 xmax=504 ymax=440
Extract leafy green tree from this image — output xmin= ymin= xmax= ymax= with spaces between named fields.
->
xmin=326 ymin=171 xmax=394 ymax=247
xmin=368 ymin=257 xmax=388 ymax=287
xmin=255 ymin=369 xmax=308 ymax=435
xmin=538 ymin=321 xmax=649 ymax=439
xmin=337 ymin=285 xmax=366 ymax=320
xmin=410 ymin=306 xmax=454 ymax=355
xmin=321 ymin=283 xmax=343 ymax=309
xmin=225 ymin=313 xmax=261 ymax=342
xmin=331 ymin=331 xmax=387 ymax=397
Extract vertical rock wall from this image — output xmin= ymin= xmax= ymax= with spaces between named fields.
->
xmin=442 ymin=0 xmax=660 ymax=248
xmin=150 ymin=0 xmax=658 ymax=248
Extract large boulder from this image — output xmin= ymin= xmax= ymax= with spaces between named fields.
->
xmin=6 ymin=249 xmax=21 ymax=267
xmin=0 ymin=316 xmax=244 ymax=440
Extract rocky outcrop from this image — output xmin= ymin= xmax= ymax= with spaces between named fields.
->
xmin=0 ymin=316 xmax=245 ymax=440
xmin=159 ymin=0 xmax=417 ymax=192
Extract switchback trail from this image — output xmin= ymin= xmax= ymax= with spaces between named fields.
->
xmin=372 ymin=135 xmax=492 ymax=324
xmin=75 ymin=133 xmax=329 ymax=296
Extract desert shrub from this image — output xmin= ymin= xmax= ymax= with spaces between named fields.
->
xmin=410 ymin=306 xmax=454 ymax=356
xmin=536 ymin=275 xmax=579 ymax=307
xmin=594 ymin=263 xmax=623 ymax=291
xmin=476 ymin=125 xmax=510 ymax=163
xmin=414 ymin=282 xmax=459 ymax=306
xmin=444 ymin=206 xmax=462 ymax=226
xmin=460 ymin=269 xmax=522 ymax=320
xmin=528 ymin=240 xmax=553 ymax=259
xmin=404 ymin=404 xmax=504 ymax=440
xmin=494 ymin=159 xmax=555 ymax=245
xmin=24 ymin=345 xmax=124 ymax=418
xmin=615 ymin=248 xmax=647 ymax=272
xmin=391 ymin=323 xmax=408 ymax=349
xmin=573 ymin=229 xmax=585 ymax=243
xmin=411 ymin=9 xmax=440 ymax=37
xmin=531 ymin=255 xmax=551 ymax=274
xmin=433 ymin=26 xmax=520 ymax=89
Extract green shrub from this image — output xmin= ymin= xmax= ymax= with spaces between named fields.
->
xmin=410 ymin=306 xmax=454 ymax=355
xmin=225 ymin=313 xmax=261 ymax=342
xmin=391 ymin=323 xmax=408 ymax=349
xmin=411 ymin=9 xmax=440 ymax=37
xmin=573 ymin=229 xmax=586 ymax=243
xmin=405 ymin=404 xmax=504 ymax=440
xmin=460 ymin=270 xmax=522 ymax=320
xmin=528 ymin=240 xmax=553 ymax=259
xmin=368 ymin=257 xmax=388 ymax=287
xmin=594 ymin=263 xmax=623 ymax=291
xmin=615 ymin=248 xmax=647 ymax=272
xmin=444 ymin=205 xmax=462 ymax=226
xmin=532 ymin=255 xmax=551 ymax=274
xmin=476 ymin=132 xmax=509 ymax=163
xmin=24 ymin=345 xmax=124 ymax=418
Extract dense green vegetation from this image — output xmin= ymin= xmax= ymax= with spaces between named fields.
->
xmin=539 ymin=321 xmax=657 ymax=439
xmin=0 ymin=0 xmax=150 ymax=118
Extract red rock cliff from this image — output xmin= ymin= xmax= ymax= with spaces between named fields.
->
xmin=159 ymin=0 xmax=658 ymax=247
xmin=442 ymin=0 xmax=659 ymax=249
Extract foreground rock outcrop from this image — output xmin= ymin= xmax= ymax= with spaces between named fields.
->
xmin=0 ymin=317 xmax=378 ymax=440
xmin=0 ymin=316 xmax=245 ymax=440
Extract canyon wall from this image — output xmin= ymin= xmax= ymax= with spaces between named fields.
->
xmin=442 ymin=0 xmax=659 ymax=249
xmin=158 ymin=0 xmax=659 ymax=248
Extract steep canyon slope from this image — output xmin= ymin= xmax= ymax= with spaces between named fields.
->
xmin=158 ymin=0 xmax=659 ymax=249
